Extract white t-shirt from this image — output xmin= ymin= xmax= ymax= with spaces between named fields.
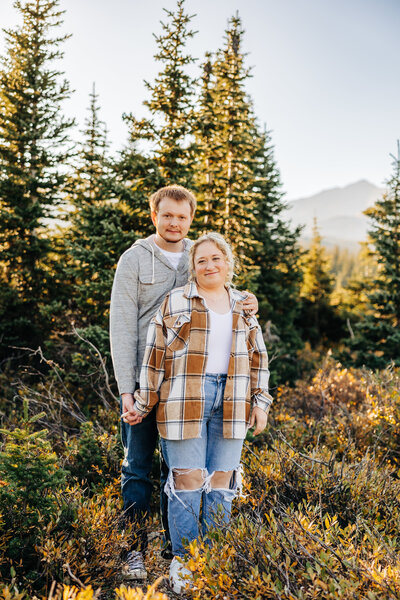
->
xmin=206 ymin=308 xmax=233 ymax=374
xmin=157 ymin=246 xmax=183 ymax=270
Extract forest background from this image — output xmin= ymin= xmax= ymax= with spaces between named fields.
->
xmin=0 ymin=1 xmax=400 ymax=599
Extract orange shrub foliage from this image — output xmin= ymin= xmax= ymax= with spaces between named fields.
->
xmin=181 ymin=363 xmax=400 ymax=599
xmin=37 ymin=482 xmax=131 ymax=590
xmin=47 ymin=578 xmax=168 ymax=600
xmin=184 ymin=441 xmax=400 ymax=599
xmin=271 ymin=360 xmax=400 ymax=465
xmin=2 ymin=359 xmax=400 ymax=599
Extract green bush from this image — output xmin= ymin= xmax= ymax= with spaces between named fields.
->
xmin=64 ymin=420 xmax=122 ymax=489
xmin=0 ymin=400 xmax=66 ymax=582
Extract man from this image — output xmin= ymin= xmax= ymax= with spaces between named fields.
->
xmin=110 ymin=184 xmax=257 ymax=580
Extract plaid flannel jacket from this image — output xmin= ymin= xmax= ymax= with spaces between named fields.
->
xmin=133 ymin=282 xmax=273 ymax=440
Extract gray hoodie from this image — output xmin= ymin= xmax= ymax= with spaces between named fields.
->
xmin=110 ymin=234 xmax=193 ymax=394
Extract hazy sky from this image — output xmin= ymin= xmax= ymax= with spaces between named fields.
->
xmin=1 ymin=0 xmax=399 ymax=199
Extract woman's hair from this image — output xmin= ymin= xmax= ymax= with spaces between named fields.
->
xmin=189 ymin=232 xmax=235 ymax=285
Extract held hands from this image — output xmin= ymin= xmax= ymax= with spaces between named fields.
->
xmin=243 ymin=292 xmax=258 ymax=316
xmin=249 ymin=406 xmax=269 ymax=436
xmin=121 ymin=393 xmax=143 ymax=426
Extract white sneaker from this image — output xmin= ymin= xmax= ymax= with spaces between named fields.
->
xmin=169 ymin=556 xmax=192 ymax=594
xmin=122 ymin=550 xmax=147 ymax=580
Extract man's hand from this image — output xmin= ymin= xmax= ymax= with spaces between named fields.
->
xmin=243 ymin=292 xmax=258 ymax=316
xmin=249 ymin=406 xmax=269 ymax=435
xmin=121 ymin=392 xmax=143 ymax=426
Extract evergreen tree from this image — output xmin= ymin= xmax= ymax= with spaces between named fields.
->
xmin=122 ymin=0 xmax=197 ymax=194
xmin=63 ymin=86 xmax=137 ymax=346
xmin=0 ymin=399 xmax=66 ymax=576
xmin=337 ymin=242 xmax=378 ymax=316
xmin=348 ymin=145 xmax=400 ymax=368
xmin=297 ymin=219 xmax=343 ymax=346
xmin=193 ymin=15 xmax=263 ymax=287
xmin=250 ymin=130 xmax=304 ymax=382
xmin=301 ymin=219 xmax=334 ymax=304
xmin=0 ymin=0 xmax=73 ymax=356
xmin=329 ymin=246 xmax=357 ymax=290
xmin=113 ymin=144 xmax=164 ymax=240
xmin=192 ymin=16 xmax=304 ymax=381
xmin=192 ymin=52 xmax=218 ymax=229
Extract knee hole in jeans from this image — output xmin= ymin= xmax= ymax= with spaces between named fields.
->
xmin=210 ymin=470 xmax=234 ymax=489
xmin=173 ymin=468 xmax=205 ymax=490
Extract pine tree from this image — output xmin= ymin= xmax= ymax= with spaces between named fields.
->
xmin=193 ymin=15 xmax=263 ymax=287
xmin=192 ymin=15 xmax=304 ymax=381
xmin=337 ymin=242 xmax=377 ymax=316
xmin=301 ymin=219 xmax=334 ymax=304
xmin=297 ymin=219 xmax=343 ymax=346
xmin=0 ymin=0 xmax=73 ymax=356
xmin=191 ymin=52 xmax=218 ymax=229
xmin=122 ymin=0 xmax=197 ymax=192
xmin=63 ymin=86 xmax=137 ymax=344
xmin=250 ymin=130 xmax=304 ymax=382
xmin=348 ymin=144 xmax=400 ymax=368
xmin=0 ymin=399 xmax=66 ymax=572
xmin=113 ymin=144 xmax=164 ymax=240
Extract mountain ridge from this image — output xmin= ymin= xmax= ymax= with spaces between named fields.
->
xmin=285 ymin=180 xmax=384 ymax=247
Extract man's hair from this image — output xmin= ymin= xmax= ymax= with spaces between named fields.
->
xmin=189 ymin=232 xmax=235 ymax=285
xmin=149 ymin=185 xmax=197 ymax=215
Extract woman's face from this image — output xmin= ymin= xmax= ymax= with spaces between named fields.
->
xmin=194 ymin=241 xmax=228 ymax=289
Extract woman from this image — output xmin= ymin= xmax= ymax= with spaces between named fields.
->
xmin=133 ymin=232 xmax=273 ymax=593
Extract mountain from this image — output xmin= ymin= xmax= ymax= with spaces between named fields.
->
xmin=285 ymin=180 xmax=385 ymax=249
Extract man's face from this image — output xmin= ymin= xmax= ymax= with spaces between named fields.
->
xmin=151 ymin=197 xmax=193 ymax=243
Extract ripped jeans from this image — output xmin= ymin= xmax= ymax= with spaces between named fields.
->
xmin=160 ymin=374 xmax=245 ymax=558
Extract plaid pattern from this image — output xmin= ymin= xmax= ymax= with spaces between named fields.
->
xmin=134 ymin=282 xmax=273 ymax=440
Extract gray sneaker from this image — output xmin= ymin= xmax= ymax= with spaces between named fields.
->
xmin=122 ymin=550 xmax=147 ymax=581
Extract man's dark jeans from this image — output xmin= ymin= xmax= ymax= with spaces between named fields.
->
xmin=120 ymin=397 xmax=169 ymax=553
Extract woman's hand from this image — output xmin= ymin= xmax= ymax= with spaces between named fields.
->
xmin=249 ymin=406 xmax=269 ymax=435
xmin=121 ymin=393 xmax=143 ymax=425
xmin=243 ymin=292 xmax=258 ymax=316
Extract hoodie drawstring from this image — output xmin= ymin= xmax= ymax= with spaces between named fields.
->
xmin=150 ymin=243 xmax=155 ymax=284
xmin=135 ymin=239 xmax=156 ymax=284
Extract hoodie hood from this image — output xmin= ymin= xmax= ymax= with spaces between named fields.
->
xmin=131 ymin=234 xmax=191 ymax=285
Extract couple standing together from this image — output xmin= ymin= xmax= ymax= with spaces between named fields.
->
xmin=110 ymin=185 xmax=273 ymax=593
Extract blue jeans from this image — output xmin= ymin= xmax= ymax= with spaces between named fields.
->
xmin=120 ymin=392 xmax=169 ymax=553
xmin=161 ymin=374 xmax=245 ymax=558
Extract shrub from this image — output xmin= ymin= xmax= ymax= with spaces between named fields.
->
xmin=0 ymin=586 xmax=26 ymax=600
xmin=270 ymin=360 xmax=400 ymax=466
xmin=37 ymin=483 xmax=131 ymax=591
xmin=0 ymin=579 xmax=169 ymax=600
xmin=3 ymin=356 xmax=400 ymax=599
xmin=0 ymin=400 xmax=66 ymax=581
xmin=48 ymin=578 xmax=168 ymax=600
xmin=185 ymin=442 xmax=400 ymax=599
xmin=64 ymin=420 xmax=122 ymax=489
xmin=180 ymin=363 xmax=400 ymax=599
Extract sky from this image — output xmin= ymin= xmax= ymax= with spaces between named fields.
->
xmin=0 ymin=0 xmax=399 ymax=200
